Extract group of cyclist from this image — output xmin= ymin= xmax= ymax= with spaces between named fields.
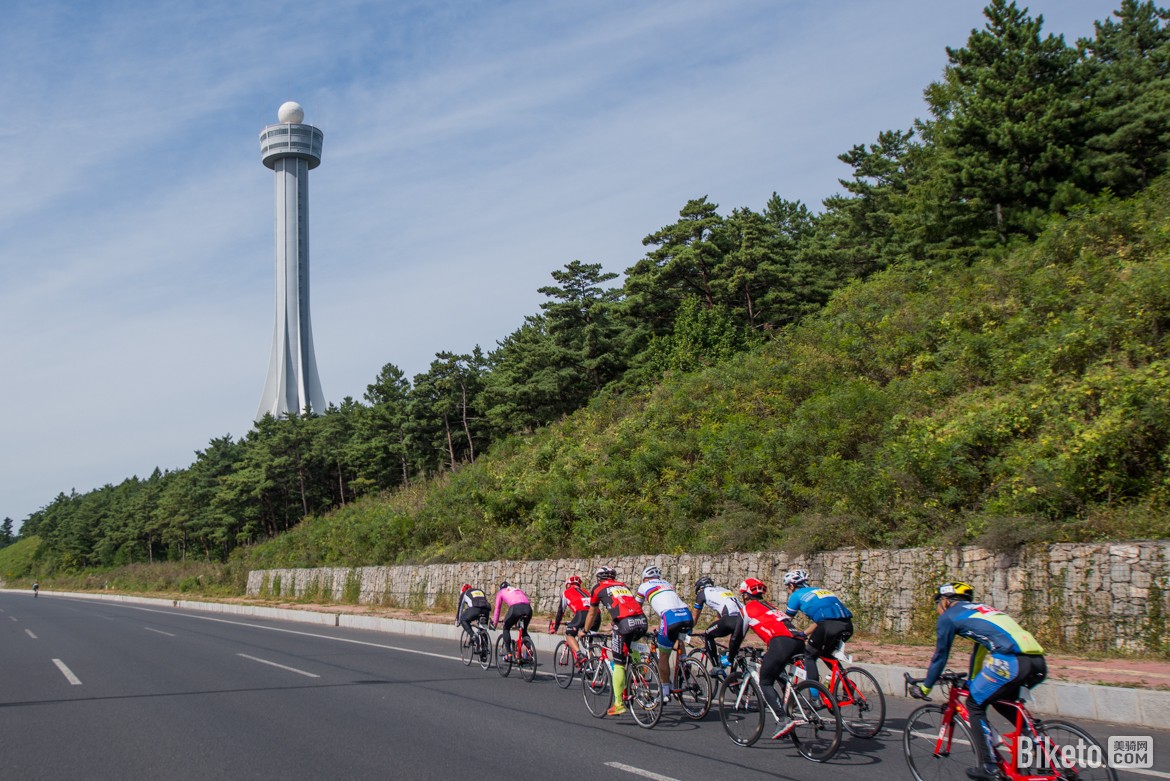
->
xmin=457 ymin=566 xmax=1047 ymax=780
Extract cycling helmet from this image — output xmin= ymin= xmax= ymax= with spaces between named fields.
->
xmin=783 ymin=569 xmax=810 ymax=588
xmin=642 ymin=565 xmax=662 ymax=580
xmin=595 ymin=566 xmax=616 ymax=582
xmin=694 ymin=576 xmax=714 ymax=595
xmin=566 ymin=575 xmax=582 ymax=587
xmin=739 ymin=577 xmax=767 ymax=597
xmin=460 ymin=583 xmax=472 ymax=594
xmin=934 ymin=581 xmax=975 ymax=602
xmin=499 ymin=580 xmax=510 ymax=589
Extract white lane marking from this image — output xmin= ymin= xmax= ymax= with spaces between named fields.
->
xmin=237 ymin=653 xmax=320 ymax=678
xmin=67 ymin=598 xmax=549 ymax=679
xmin=52 ymin=659 xmax=83 ymax=685
xmin=144 ymin=627 xmax=176 ymax=637
xmin=908 ymin=728 xmax=973 ymax=746
xmin=604 ymin=762 xmax=682 ymax=781
xmin=9 ymin=615 xmax=17 ymax=621
xmin=24 ymin=629 xmax=37 ymax=639
xmin=1124 ymin=770 xmax=1170 ymax=780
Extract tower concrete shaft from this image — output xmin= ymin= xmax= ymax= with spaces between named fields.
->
xmin=256 ymin=107 xmax=326 ymax=420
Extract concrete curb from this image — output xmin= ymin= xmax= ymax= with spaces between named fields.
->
xmin=14 ymin=589 xmax=1168 ymax=729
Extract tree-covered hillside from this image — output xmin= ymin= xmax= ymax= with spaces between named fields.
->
xmin=14 ymin=1 xmax=1170 ymax=575
xmin=235 ymin=181 xmax=1170 ymax=567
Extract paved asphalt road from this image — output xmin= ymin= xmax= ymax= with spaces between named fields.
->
xmin=2 ymin=592 xmax=1166 ymax=781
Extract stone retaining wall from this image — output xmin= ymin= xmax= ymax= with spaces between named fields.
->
xmin=245 ymin=541 xmax=1170 ymax=652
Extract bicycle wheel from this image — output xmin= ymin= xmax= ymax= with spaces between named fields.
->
xmin=674 ymin=657 xmax=712 ymax=720
xmin=518 ymin=636 xmax=538 ymax=682
xmin=834 ymin=666 xmax=886 ymax=738
xmin=553 ymin=640 xmax=576 ymax=688
xmin=1036 ymin=719 xmax=1118 ymax=781
xmin=459 ymin=629 xmax=474 ymax=666
xmin=495 ymin=635 xmax=511 ymax=677
xmin=627 ymin=661 xmax=662 ymax=729
xmin=719 ymin=675 xmax=765 ymax=746
xmin=476 ymin=628 xmax=492 ymax=670
xmin=582 ymin=659 xmax=612 ymax=718
xmin=788 ymin=680 xmax=842 ymax=762
xmin=904 ymin=704 xmax=978 ymax=781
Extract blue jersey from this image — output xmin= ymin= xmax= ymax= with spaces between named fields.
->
xmin=785 ymin=586 xmax=852 ymax=623
xmin=925 ymin=602 xmax=1044 ymax=688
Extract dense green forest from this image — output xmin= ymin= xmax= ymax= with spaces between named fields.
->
xmin=7 ymin=1 xmax=1170 ymax=578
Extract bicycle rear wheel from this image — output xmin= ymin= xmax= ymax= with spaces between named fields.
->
xmin=459 ymin=629 xmax=474 ymax=666
xmin=834 ymin=666 xmax=886 ymax=738
xmin=788 ymin=680 xmax=842 ymax=762
xmin=719 ymin=675 xmax=765 ymax=746
xmin=1036 ymin=719 xmax=1118 ymax=781
xmin=674 ymin=657 xmax=712 ymax=719
xmin=476 ymin=628 xmax=492 ymax=670
xmin=518 ymin=636 xmax=538 ymax=682
xmin=582 ymin=659 xmax=612 ymax=718
xmin=495 ymin=635 xmax=511 ymax=677
xmin=627 ymin=661 xmax=662 ymax=728
xmin=553 ymin=640 xmax=576 ymax=688
xmin=904 ymin=704 xmax=977 ymax=781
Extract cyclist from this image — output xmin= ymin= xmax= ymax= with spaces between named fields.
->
xmin=550 ymin=575 xmax=598 ymax=663
xmin=33 ymin=581 xmax=39 ymax=598
xmin=692 ymin=576 xmax=746 ymax=677
xmin=782 ymin=569 xmax=853 ymax=686
xmin=740 ymin=577 xmax=807 ymax=739
xmin=582 ymin=566 xmax=649 ymax=716
xmin=912 ymin=581 xmax=1047 ymax=781
xmin=636 ymin=565 xmax=694 ymax=703
xmin=454 ymin=583 xmax=490 ymax=639
xmin=493 ymin=581 xmax=533 ymax=664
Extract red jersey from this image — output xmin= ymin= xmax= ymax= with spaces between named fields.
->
xmin=743 ymin=598 xmax=799 ymax=643
xmin=562 ymin=586 xmax=591 ymax=613
xmin=590 ymin=579 xmax=644 ymax=622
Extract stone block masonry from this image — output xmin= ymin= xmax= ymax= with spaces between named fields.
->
xmin=245 ymin=541 xmax=1170 ymax=653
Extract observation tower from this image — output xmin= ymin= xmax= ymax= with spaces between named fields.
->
xmin=255 ymin=101 xmax=326 ymax=420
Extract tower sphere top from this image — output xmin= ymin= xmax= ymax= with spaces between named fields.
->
xmin=278 ymin=101 xmax=305 ymax=124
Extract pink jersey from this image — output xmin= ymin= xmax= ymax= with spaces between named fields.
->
xmin=493 ymin=586 xmax=531 ymax=622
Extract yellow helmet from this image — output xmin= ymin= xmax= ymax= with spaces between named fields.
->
xmin=935 ymin=581 xmax=975 ymax=602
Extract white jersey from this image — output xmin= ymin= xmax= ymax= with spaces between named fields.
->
xmin=636 ymin=578 xmax=690 ymax=617
xmin=695 ymin=585 xmax=743 ymax=617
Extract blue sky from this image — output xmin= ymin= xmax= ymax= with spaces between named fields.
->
xmin=0 ymin=0 xmax=1120 ymax=526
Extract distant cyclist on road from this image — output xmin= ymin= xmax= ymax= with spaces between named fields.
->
xmin=582 ymin=566 xmax=649 ymax=716
xmin=782 ymin=569 xmax=853 ymax=686
xmin=740 ymin=577 xmax=807 ymax=739
xmin=550 ymin=575 xmax=598 ymax=663
xmin=455 ymin=583 xmax=489 ymax=638
xmin=692 ymin=576 xmax=746 ymax=677
xmin=493 ymin=581 xmax=533 ymax=664
xmin=33 ymin=581 xmax=39 ymax=598
xmin=913 ymin=581 xmax=1047 ymax=781
xmin=636 ymin=565 xmax=694 ymax=703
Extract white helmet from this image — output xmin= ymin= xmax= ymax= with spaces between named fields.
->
xmin=783 ymin=569 xmax=810 ymax=587
xmin=642 ymin=565 xmax=662 ymax=580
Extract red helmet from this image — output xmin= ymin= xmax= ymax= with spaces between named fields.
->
xmin=460 ymin=584 xmax=472 ymax=594
xmin=739 ymin=577 xmax=767 ymax=597
xmin=566 ymin=575 xmax=582 ymax=587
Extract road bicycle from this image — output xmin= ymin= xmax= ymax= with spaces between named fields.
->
xmin=581 ymin=635 xmax=662 ymax=728
xmin=459 ymin=614 xmax=493 ymax=671
xmin=718 ymin=647 xmax=842 ymax=762
xmin=553 ymin=631 xmax=606 ymax=689
xmin=903 ymin=671 xmax=1117 ymax=781
xmin=792 ymin=643 xmax=885 ymax=738
xmin=646 ymin=632 xmax=713 ymax=719
xmin=495 ymin=617 xmax=538 ymax=682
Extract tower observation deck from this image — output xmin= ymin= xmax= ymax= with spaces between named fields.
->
xmin=256 ymin=101 xmax=326 ymax=420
